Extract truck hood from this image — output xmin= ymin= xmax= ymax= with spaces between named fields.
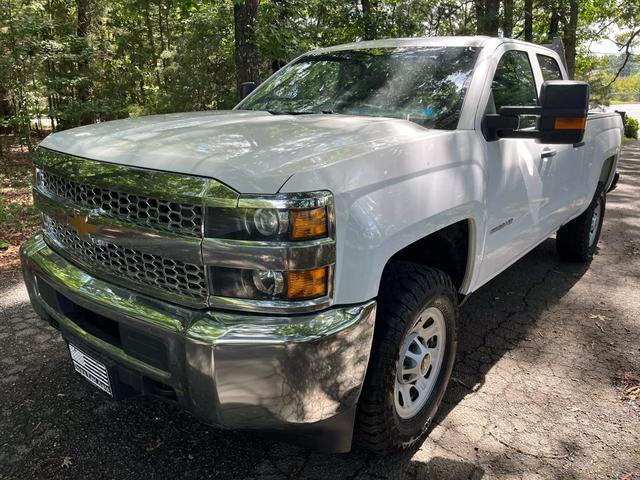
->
xmin=40 ymin=110 xmax=437 ymax=193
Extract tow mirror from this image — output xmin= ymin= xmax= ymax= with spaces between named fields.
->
xmin=239 ymin=81 xmax=257 ymax=100
xmin=483 ymin=80 xmax=589 ymax=144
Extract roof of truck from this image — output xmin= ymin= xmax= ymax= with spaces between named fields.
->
xmin=312 ymin=36 xmax=556 ymax=55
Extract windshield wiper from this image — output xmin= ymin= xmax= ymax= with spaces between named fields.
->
xmin=266 ymin=110 xmax=336 ymax=115
xmin=266 ymin=110 xmax=311 ymax=115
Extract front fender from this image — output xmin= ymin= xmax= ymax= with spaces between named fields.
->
xmin=280 ymin=130 xmax=485 ymax=304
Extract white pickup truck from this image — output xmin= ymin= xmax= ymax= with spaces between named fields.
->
xmin=21 ymin=36 xmax=623 ymax=454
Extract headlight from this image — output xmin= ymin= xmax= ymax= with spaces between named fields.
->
xmin=209 ymin=266 xmax=328 ymax=301
xmin=205 ymin=206 xmax=328 ymax=241
xmin=287 ymin=267 xmax=328 ymax=298
xmin=204 ymin=191 xmax=335 ymax=309
xmin=290 ymin=207 xmax=327 ymax=239
xmin=252 ymin=208 xmax=284 ymax=236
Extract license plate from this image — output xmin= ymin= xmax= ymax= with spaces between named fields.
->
xmin=68 ymin=343 xmax=113 ymax=397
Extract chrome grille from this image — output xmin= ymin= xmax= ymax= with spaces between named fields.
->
xmin=43 ymin=216 xmax=207 ymax=299
xmin=40 ymin=170 xmax=203 ymax=237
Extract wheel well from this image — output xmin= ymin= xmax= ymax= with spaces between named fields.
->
xmin=599 ymin=155 xmax=616 ymax=186
xmin=386 ymin=220 xmax=471 ymax=291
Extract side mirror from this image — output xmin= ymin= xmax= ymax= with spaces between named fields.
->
xmin=483 ymin=80 xmax=589 ymax=144
xmin=239 ymin=81 xmax=257 ymax=100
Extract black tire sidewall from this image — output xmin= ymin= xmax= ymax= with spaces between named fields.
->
xmin=587 ymin=194 xmax=606 ymax=254
xmin=556 ymin=182 xmax=607 ymax=262
xmin=390 ymin=289 xmax=458 ymax=443
xmin=356 ymin=263 xmax=459 ymax=453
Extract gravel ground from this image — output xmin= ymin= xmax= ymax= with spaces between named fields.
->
xmin=1 ymin=143 xmax=639 ymax=480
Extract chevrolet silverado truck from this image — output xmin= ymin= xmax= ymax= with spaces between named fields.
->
xmin=20 ymin=36 xmax=623 ymax=454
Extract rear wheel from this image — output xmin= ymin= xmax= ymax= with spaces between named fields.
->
xmin=556 ymin=183 xmax=606 ymax=262
xmin=356 ymin=262 xmax=458 ymax=454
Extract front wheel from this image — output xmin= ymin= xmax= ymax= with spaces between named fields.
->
xmin=355 ymin=262 xmax=458 ymax=454
xmin=556 ymin=183 xmax=606 ymax=262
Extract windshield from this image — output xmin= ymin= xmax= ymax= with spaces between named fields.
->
xmin=237 ymin=46 xmax=480 ymax=130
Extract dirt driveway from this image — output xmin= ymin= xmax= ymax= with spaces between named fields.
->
xmin=1 ymin=143 xmax=639 ymax=480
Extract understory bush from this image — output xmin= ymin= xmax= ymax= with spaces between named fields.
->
xmin=624 ymin=116 xmax=639 ymax=139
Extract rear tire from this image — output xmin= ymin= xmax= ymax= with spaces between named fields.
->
xmin=355 ymin=261 xmax=458 ymax=454
xmin=556 ymin=183 xmax=606 ymax=262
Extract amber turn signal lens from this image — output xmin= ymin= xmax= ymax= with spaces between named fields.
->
xmin=287 ymin=267 xmax=328 ymax=299
xmin=554 ymin=117 xmax=586 ymax=130
xmin=291 ymin=207 xmax=328 ymax=240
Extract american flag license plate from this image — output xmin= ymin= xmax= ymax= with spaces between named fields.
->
xmin=68 ymin=343 xmax=113 ymax=397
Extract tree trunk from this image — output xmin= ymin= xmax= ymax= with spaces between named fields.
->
xmin=157 ymin=0 xmax=166 ymax=53
xmin=76 ymin=0 xmax=90 ymax=52
xmin=0 ymin=89 xmax=14 ymax=133
xmin=503 ymin=0 xmax=513 ymax=37
xmin=0 ymin=35 xmax=13 ymax=123
xmin=165 ymin=0 xmax=173 ymax=48
xmin=316 ymin=3 xmax=325 ymax=28
xmin=46 ymin=0 xmax=57 ymax=130
xmin=142 ymin=0 xmax=161 ymax=87
xmin=563 ymin=0 xmax=579 ymax=78
xmin=474 ymin=0 xmax=485 ymax=35
xmin=271 ymin=0 xmax=289 ymax=73
xmin=548 ymin=0 xmax=561 ymax=40
xmin=233 ymin=0 xmax=260 ymax=99
xmin=547 ymin=0 xmax=567 ymax=42
xmin=76 ymin=0 xmax=92 ymax=125
xmin=361 ymin=0 xmax=375 ymax=40
xmin=475 ymin=0 xmax=499 ymax=36
xmin=485 ymin=0 xmax=499 ymax=36
xmin=524 ymin=0 xmax=533 ymax=41
xmin=156 ymin=0 xmax=167 ymax=86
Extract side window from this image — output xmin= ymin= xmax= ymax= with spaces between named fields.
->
xmin=537 ymin=54 xmax=563 ymax=81
xmin=492 ymin=50 xmax=538 ymax=109
xmin=491 ymin=50 xmax=538 ymax=128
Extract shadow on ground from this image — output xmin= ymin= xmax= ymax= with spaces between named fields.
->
xmin=0 ymin=228 xmax=603 ymax=480
xmin=2 ymin=142 xmax=640 ymax=479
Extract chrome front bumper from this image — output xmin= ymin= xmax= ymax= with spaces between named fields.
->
xmin=20 ymin=235 xmax=376 ymax=452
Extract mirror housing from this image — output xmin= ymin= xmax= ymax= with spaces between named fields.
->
xmin=483 ymin=80 xmax=589 ymax=144
xmin=239 ymin=81 xmax=257 ymax=100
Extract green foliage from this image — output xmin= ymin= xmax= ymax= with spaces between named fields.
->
xmin=0 ymin=0 xmax=639 ymax=142
xmin=575 ymin=51 xmax=613 ymax=106
xmin=0 ymin=0 xmax=242 ymax=132
xmin=624 ymin=116 xmax=639 ymax=139
xmin=613 ymin=72 xmax=640 ymax=103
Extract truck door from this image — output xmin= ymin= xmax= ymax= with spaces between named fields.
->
xmin=476 ymin=48 xmax=553 ymax=286
xmin=533 ymin=53 xmax=584 ymax=224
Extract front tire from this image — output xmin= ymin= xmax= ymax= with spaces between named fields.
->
xmin=556 ymin=183 xmax=606 ymax=262
xmin=356 ymin=262 xmax=458 ymax=454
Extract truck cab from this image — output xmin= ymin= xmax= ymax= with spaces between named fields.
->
xmin=20 ymin=36 xmax=623 ymax=453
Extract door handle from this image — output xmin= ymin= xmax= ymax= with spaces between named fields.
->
xmin=541 ymin=149 xmax=557 ymax=159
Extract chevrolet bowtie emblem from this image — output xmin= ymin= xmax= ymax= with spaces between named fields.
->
xmin=68 ymin=213 xmax=98 ymax=236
